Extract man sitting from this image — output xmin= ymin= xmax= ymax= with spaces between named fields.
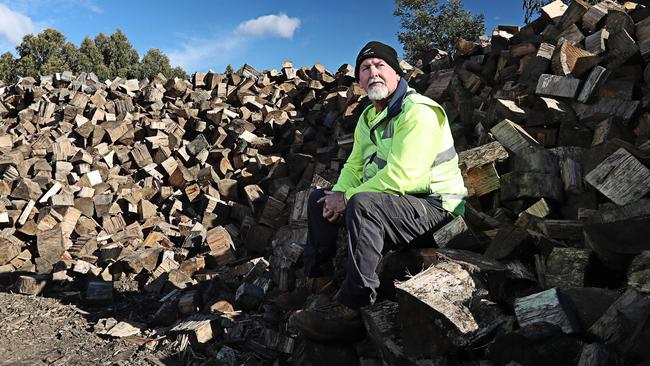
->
xmin=290 ymin=41 xmax=467 ymax=342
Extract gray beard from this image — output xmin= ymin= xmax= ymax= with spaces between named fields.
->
xmin=367 ymin=84 xmax=389 ymax=101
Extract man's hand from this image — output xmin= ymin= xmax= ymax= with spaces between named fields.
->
xmin=317 ymin=191 xmax=346 ymax=223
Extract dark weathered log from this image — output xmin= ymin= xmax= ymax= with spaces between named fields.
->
xmin=584 ymin=199 xmax=650 ymax=270
xmin=500 ymin=172 xmax=563 ymax=202
xmin=85 ymin=280 xmax=113 ymax=304
xmin=514 ymin=288 xmax=580 ymax=334
xmin=433 ymin=216 xmax=479 ymax=250
xmin=605 ymin=29 xmax=638 ymax=68
xmin=582 ymin=0 xmax=622 ymax=32
xmin=535 ymin=74 xmax=581 ymax=99
xmin=588 ymin=289 xmax=650 ymax=360
xmin=544 ymin=247 xmax=590 ymax=288
xmin=628 ymin=251 xmax=650 ymax=294
xmin=637 ymin=16 xmax=650 ymax=61
xmin=360 ymin=301 xmax=406 ymax=364
xmin=490 ymin=119 xmax=541 ymax=154
xmin=557 ymin=0 xmax=591 ymax=30
xmin=562 ymin=287 xmax=619 ymax=331
xmin=584 ymin=147 xmax=650 ymax=206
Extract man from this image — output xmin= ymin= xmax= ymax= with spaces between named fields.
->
xmin=289 ymin=41 xmax=467 ymax=342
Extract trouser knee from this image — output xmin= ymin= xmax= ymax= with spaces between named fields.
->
xmin=308 ymin=188 xmax=327 ymax=213
xmin=345 ymin=192 xmax=379 ymax=225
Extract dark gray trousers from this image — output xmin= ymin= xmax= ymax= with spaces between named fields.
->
xmin=303 ymin=189 xmax=453 ymax=309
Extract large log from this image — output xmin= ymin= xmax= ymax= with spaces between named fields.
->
xmin=584 ymin=147 xmax=650 ymax=206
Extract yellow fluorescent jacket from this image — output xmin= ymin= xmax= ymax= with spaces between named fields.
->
xmin=332 ymin=84 xmax=467 ymax=216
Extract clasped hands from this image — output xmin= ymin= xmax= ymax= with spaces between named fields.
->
xmin=317 ymin=190 xmax=346 ymax=223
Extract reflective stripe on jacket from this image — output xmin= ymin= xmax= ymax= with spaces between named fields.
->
xmin=332 ymin=78 xmax=467 ymax=216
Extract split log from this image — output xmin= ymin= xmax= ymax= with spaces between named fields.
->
xmin=605 ymin=29 xmax=638 ymax=68
xmin=395 ymin=261 xmax=476 ymax=356
xmin=551 ymin=42 xmax=598 ymax=78
xmin=535 ymin=74 xmax=581 ymax=99
xmin=584 ymin=199 xmax=650 ymax=270
xmin=15 ymin=274 xmax=49 ymax=295
xmin=490 ymin=119 xmax=540 ymax=154
xmin=584 ymin=147 xmax=650 ymax=206
xmin=500 ymin=172 xmax=563 ymax=202
xmin=577 ymin=66 xmax=608 ymax=104
xmin=170 ymin=313 xmax=219 ymax=344
xmin=541 ymin=0 xmax=568 ymax=25
xmin=584 ymin=29 xmax=609 ymax=55
xmin=514 ymin=288 xmax=580 ymax=334
xmin=588 ymin=289 xmax=650 ymax=360
xmin=637 ymin=16 xmax=650 ymax=61
xmin=544 ymin=247 xmax=590 ymax=288
xmin=360 ymin=301 xmax=406 ymax=364
xmin=433 ymin=216 xmax=479 ymax=250
xmin=557 ymin=0 xmax=591 ymax=30
xmin=206 ymin=226 xmax=236 ymax=265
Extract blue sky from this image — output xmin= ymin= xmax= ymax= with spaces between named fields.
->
xmin=0 ymin=0 xmax=526 ymax=74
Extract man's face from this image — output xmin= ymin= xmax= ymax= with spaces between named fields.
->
xmin=358 ymin=57 xmax=400 ymax=101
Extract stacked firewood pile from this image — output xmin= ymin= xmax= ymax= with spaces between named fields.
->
xmin=1 ymin=0 xmax=650 ymax=364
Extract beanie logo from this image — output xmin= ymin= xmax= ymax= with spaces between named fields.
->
xmin=362 ymin=48 xmax=374 ymax=55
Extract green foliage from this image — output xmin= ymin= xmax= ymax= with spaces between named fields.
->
xmin=394 ymin=0 xmax=485 ymax=62
xmin=140 ymin=48 xmax=174 ymax=80
xmin=0 ymin=52 xmax=17 ymax=83
xmin=0 ymin=28 xmax=187 ymax=83
xmin=97 ymin=29 xmax=140 ymax=79
xmin=78 ymin=36 xmax=106 ymax=78
xmin=16 ymin=29 xmax=66 ymax=66
xmin=224 ymin=64 xmax=234 ymax=74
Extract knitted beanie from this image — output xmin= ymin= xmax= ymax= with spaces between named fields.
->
xmin=354 ymin=41 xmax=404 ymax=80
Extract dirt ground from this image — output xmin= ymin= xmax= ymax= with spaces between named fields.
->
xmin=0 ymin=292 xmax=181 ymax=366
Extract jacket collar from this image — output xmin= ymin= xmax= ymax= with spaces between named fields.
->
xmin=385 ymin=77 xmax=409 ymax=120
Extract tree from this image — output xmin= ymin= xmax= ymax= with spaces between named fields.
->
xmin=523 ymin=0 xmax=599 ymax=24
xmin=16 ymin=29 xmax=66 ymax=66
xmin=394 ymin=0 xmax=485 ymax=62
xmin=78 ymin=36 xmax=107 ymax=78
xmin=0 ymin=52 xmax=16 ymax=83
xmin=169 ymin=66 xmax=188 ymax=79
xmin=0 ymin=27 xmax=186 ymax=83
xmin=61 ymin=43 xmax=79 ymax=72
xmin=225 ymin=64 xmax=234 ymax=74
xmin=139 ymin=48 xmax=173 ymax=80
xmin=96 ymin=29 xmax=140 ymax=79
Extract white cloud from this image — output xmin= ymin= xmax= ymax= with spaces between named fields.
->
xmin=167 ymin=35 xmax=242 ymax=74
xmin=75 ymin=0 xmax=102 ymax=14
xmin=0 ymin=4 xmax=35 ymax=45
xmin=167 ymin=13 xmax=301 ymax=73
xmin=235 ymin=13 xmax=300 ymax=39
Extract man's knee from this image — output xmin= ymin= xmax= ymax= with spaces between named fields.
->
xmin=308 ymin=188 xmax=327 ymax=210
xmin=345 ymin=192 xmax=381 ymax=221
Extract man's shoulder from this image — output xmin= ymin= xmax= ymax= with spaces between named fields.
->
xmin=403 ymin=90 xmax=443 ymax=110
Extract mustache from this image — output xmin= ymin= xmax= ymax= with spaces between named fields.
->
xmin=368 ymin=77 xmax=385 ymax=86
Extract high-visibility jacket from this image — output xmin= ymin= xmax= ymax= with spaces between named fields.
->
xmin=332 ymin=78 xmax=467 ymax=216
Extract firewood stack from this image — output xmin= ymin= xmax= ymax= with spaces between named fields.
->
xmin=0 ymin=0 xmax=650 ymax=363
xmin=360 ymin=1 xmax=650 ymax=365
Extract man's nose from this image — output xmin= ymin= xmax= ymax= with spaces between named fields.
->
xmin=369 ymin=65 xmax=380 ymax=77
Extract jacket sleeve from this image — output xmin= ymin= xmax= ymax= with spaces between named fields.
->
xmin=331 ymin=123 xmax=365 ymax=194
xmin=343 ymin=103 xmax=443 ymax=201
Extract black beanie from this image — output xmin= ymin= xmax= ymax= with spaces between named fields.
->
xmin=354 ymin=41 xmax=404 ymax=80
